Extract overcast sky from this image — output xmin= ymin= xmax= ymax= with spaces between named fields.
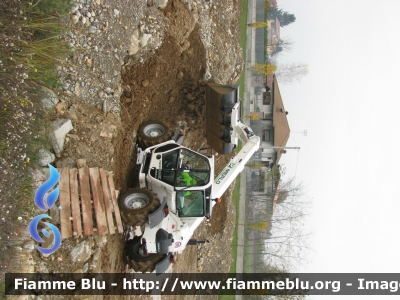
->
xmin=274 ymin=0 xmax=400 ymax=298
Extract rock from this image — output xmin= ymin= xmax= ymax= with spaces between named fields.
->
xmin=71 ymin=14 xmax=80 ymax=25
xmin=55 ymin=102 xmax=65 ymax=115
xmin=23 ymin=241 xmax=35 ymax=252
xmin=140 ymin=34 xmax=152 ymax=47
xmin=129 ymin=31 xmax=140 ymax=55
xmin=66 ymin=133 xmax=79 ymax=139
xmin=74 ymin=269 xmax=83 ymax=273
xmin=93 ymin=234 xmax=107 ymax=248
xmin=88 ymin=26 xmax=97 ymax=34
xmin=67 ymin=107 xmax=78 ymax=121
xmin=55 ymin=157 xmax=76 ymax=168
xmin=141 ymin=79 xmax=149 ymax=87
xmin=39 ymin=86 xmax=58 ymax=110
xmin=49 ymin=205 xmax=60 ymax=225
xmin=198 ymin=257 xmax=204 ymax=266
xmin=85 ymin=58 xmax=93 ymax=67
xmin=92 ymin=248 xmax=101 ymax=261
xmin=70 ymin=240 xmax=92 ymax=263
xmin=38 ymin=148 xmax=55 ymax=167
xmin=49 ymin=119 xmax=73 ymax=154
xmin=155 ymin=0 xmax=168 ymax=9
xmin=180 ymin=39 xmax=190 ymax=51
xmin=37 ymin=262 xmax=49 ymax=273
xmin=83 ymin=263 xmax=89 ymax=273
xmin=74 ymin=82 xmax=82 ymax=97
xmin=103 ymin=100 xmax=107 ymax=113
xmin=176 ymin=71 xmax=183 ymax=79
xmin=104 ymin=87 xmax=113 ymax=94
xmin=113 ymin=9 xmax=120 ymax=17
xmin=70 ymin=4 xmax=79 ymax=13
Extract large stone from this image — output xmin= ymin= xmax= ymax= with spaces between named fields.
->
xmin=129 ymin=30 xmax=140 ymax=55
xmin=70 ymin=240 xmax=92 ymax=263
xmin=39 ymin=86 xmax=58 ymax=110
xmin=49 ymin=205 xmax=60 ymax=225
xmin=37 ymin=148 xmax=55 ymax=167
xmin=155 ymin=0 xmax=169 ymax=9
xmin=49 ymin=119 xmax=73 ymax=154
xmin=23 ymin=241 xmax=35 ymax=252
xmin=140 ymin=34 xmax=152 ymax=47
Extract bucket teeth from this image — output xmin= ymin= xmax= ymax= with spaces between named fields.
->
xmin=205 ymin=83 xmax=239 ymax=154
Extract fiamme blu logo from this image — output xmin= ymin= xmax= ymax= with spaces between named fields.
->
xmin=28 ymin=165 xmax=62 ymax=255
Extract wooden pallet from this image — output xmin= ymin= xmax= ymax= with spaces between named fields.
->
xmin=58 ymin=167 xmax=123 ymax=239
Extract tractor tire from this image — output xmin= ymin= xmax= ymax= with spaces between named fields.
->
xmin=125 ymin=237 xmax=167 ymax=273
xmin=137 ymin=120 xmax=171 ymax=149
xmin=118 ymin=188 xmax=161 ymax=227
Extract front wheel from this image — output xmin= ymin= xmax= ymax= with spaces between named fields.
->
xmin=118 ymin=188 xmax=160 ymax=227
xmin=137 ymin=120 xmax=171 ymax=148
xmin=125 ymin=237 xmax=167 ymax=272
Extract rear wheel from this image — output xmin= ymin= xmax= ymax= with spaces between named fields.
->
xmin=118 ymin=188 xmax=160 ymax=227
xmin=138 ymin=120 xmax=171 ymax=148
xmin=125 ymin=237 xmax=167 ymax=272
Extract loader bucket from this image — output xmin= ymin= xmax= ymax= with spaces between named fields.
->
xmin=205 ymin=83 xmax=240 ymax=154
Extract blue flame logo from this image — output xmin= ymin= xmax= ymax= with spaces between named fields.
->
xmin=28 ymin=214 xmax=62 ymax=255
xmin=29 ymin=164 xmax=62 ymax=255
xmin=35 ymin=164 xmax=60 ymax=210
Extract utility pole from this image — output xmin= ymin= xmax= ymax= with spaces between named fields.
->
xmin=266 ymin=146 xmax=300 ymax=150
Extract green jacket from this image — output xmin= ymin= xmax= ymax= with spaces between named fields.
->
xmin=181 ymin=172 xmax=197 ymax=187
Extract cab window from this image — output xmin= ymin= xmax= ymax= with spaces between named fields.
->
xmin=176 ymin=190 xmax=204 ymax=217
xmin=158 ymin=149 xmax=211 ymax=187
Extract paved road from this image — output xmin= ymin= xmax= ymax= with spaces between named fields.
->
xmin=236 ymin=0 xmax=256 ymax=300
xmin=235 ymin=0 xmax=257 ymax=299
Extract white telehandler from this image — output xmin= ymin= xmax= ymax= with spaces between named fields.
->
xmin=118 ymin=83 xmax=260 ymax=273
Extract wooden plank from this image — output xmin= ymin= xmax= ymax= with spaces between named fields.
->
xmin=108 ymin=174 xmax=123 ymax=233
xmin=89 ymin=168 xmax=108 ymax=235
xmin=79 ymin=167 xmax=93 ymax=235
xmin=58 ymin=168 xmax=72 ymax=239
xmin=99 ymin=169 xmax=115 ymax=235
xmin=69 ymin=168 xmax=82 ymax=236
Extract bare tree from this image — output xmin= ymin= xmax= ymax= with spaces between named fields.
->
xmin=269 ymin=38 xmax=294 ymax=57
xmin=274 ymin=63 xmax=308 ymax=84
xmin=243 ymin=177 xmax=311 ymax=269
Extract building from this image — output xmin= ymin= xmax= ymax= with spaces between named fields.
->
xmin=251 ymin=74 xmax=290 ymax=169
xmin=266 ymin=17 xmax=281 ymax=55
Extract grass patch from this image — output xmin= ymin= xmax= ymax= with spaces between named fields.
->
xmin=219 ymin=173 xmax=240 ymax=300
xmin=245 ymin=243 xmax=253 ymax=272
xmin=0 ymin=0 xmax=71 ymax=280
